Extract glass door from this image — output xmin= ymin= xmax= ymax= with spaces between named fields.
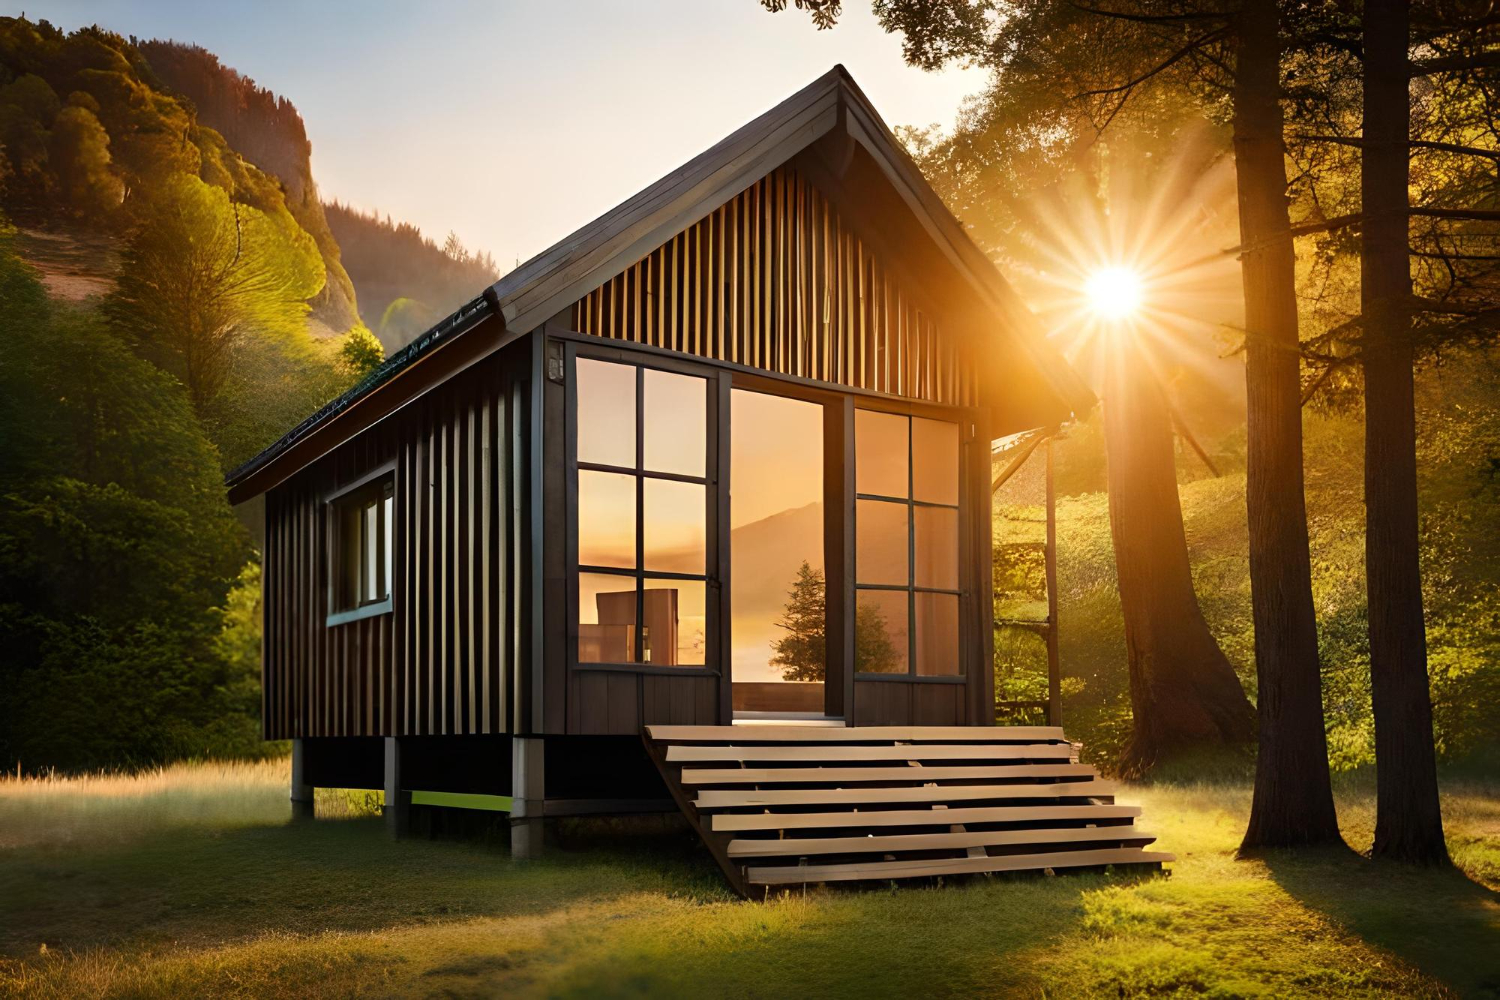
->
xmin=729 ymin=387 xmax=829 ymax=717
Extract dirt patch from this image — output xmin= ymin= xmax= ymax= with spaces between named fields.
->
xmin=15 ymin=227 xmax=121 ymax=302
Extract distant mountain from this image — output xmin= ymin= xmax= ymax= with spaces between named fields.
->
xmin=324 ymin=201 xmax=500 ymax=351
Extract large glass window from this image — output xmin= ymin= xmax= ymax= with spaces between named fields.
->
xmin=854 ymin=411 xmax=961 ymax=676
xmin=575 ymin=358 xmax=708 ymax=666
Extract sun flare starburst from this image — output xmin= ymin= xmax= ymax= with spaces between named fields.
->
xmin=1084 ymin=267 xmax=1145 ymax=320
xmin=1001 ymin=127 xmax=1244 ymax=395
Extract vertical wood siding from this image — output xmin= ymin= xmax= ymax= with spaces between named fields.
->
xmin=571 ymin=167 xmax=978 ymax=407
xmin=262 ymin=352 xmax=527 ymax=740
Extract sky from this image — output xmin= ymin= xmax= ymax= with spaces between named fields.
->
xmin=32 ymin=1 xmax=986 ymax=272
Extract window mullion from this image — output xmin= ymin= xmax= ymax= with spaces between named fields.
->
xmin=907 ymin=417 xmax=916 ymax=676
xmin=635 ymin=364 xmax=645 ymax=663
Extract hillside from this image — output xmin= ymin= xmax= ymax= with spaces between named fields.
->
xmin=0 ymin=17 xmax=500 ymax=347
xmin=134 ymin=40 xmax=358 ymax=333
xmin=324 ymin=200 xmax=499 ymax=350
xmin=0 ymin=18 xmax=350 ymax=324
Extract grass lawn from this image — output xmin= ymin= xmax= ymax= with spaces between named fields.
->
xmin=0 ymin=759 xmax=1496 ymax=998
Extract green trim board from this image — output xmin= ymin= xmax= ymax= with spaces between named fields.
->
xmin=409 ymin=791 xmax=513 ymax=812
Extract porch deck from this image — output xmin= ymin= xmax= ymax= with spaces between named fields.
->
xmin=642 ymin=725 xmax=1172 ymax=898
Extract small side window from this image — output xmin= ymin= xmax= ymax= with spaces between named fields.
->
xmin=328 ymin=474 xmax=394 ymax=624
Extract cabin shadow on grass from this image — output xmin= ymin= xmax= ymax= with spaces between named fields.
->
xmin=1260 ymin=847 xmax=1500 ymax=998
xmin=0 ymin=811 xmax=727 ymax=962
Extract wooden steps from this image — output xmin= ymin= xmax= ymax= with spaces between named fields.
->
xmin=642 ymin=724 xmax=1173 ymax=897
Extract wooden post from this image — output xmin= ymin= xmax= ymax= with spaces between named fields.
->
xmin=510 ymin=736 xmax=545 ymax=858
xmin=383 ymin=737 xmax=410 ymax=838
xmin=1044 ymin=439 xmax=1062 ymax=728
xmin=290 ymin=738 xmax=314 ymax=820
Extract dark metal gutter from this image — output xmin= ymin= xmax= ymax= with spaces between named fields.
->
xmin=224 ymin=288 xmax=497 ymax=490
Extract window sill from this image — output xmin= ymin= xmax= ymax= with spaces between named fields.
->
xmin=326 ymin=599 xmax=393 ymax=628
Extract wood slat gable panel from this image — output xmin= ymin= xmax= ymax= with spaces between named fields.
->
xmin=570 ymin=166 xmax=978 ymax=407
xmin=260 ymin=353 xmax=524 ymax=740
xmin=503 ymin=89 xmax=841 ymax=334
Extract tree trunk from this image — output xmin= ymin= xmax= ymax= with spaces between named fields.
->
xmin=1362 ymin=0 xmax=1448 ymax=865
xmin=1233 ymin=0 xmax=1343 ymax=849
xmin=1104 ymin=335 xmax=1253 ymax=775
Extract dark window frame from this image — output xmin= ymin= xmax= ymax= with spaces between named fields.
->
xmin=568 ymin=345 xmax=719 ymax=673
xmin=554 ymin=329 xmax=978 ymax=697
xmin=324 ymin=461 xmax=397 ymax=627
xmin=853 ymin=410 xmax=965 ymax=680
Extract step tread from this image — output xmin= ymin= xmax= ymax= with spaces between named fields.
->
xmin=710 ymin=802 xmax=1143 ymax=832
xmin=680 ymin=763 xmax=1096 ymax=784
xmin=746 ymin=847 xmax=1175 ymax=885
xmin=694 ymin=778 xmax=1116 ymax=810
xmin=726 ymin=825 xmax=1156 ymax=857
xmin=665 ymin=743 xmax=1074 ymax=763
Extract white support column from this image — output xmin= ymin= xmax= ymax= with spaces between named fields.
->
xmin=510 ymin=736 xmax=545 ymax=858
xmin=290 ymin=738 xmax=314 ymax=820
xmin=384 ymin=737 xmax=411 ymax=838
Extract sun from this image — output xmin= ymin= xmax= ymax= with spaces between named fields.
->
xmin=1084 ymin=267 xmax=1145 ymax=320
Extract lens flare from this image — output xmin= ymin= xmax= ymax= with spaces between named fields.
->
xmin=985 ymin=122 xmax=1244 ymax=399
xmin=1085 ymin=267 xmax=1144 ymax=319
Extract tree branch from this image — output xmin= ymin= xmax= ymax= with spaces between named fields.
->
xmin=1220 ymin=213 xmax=1362 ymax=255
xmin=1411 ymin=206 xmax=1500 ymax=222
xmin=1411 ymin=50 xmax=1500 ymax=76
xmin=1300 ymin=357 xmax=1357 ymax=407
xmin=1411 ymin=248 xmax=1500 ymax=261
xmin=1067 ymin=3 xmax=1230 ymax=25
xmin=1290 ymin=134 xmax=1500 ymax=161
xmin=1075 ymin=26 xmax=1229 ymax=98
xmin=1295 ymin=30 xmax=1362 ymax=61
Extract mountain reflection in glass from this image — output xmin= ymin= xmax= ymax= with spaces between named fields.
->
xmin=730 ymin=389 xmax=825 ymax=712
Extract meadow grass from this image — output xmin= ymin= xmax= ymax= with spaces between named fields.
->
xmin=0 ymin=759 xmax=1496 ymax=998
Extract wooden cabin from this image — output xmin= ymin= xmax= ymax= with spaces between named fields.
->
xmin=226 ymin=67 xmax=1171 ymax=894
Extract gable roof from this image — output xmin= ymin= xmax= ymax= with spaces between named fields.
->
xmin=226 ymin=66 xmax=1092 ymax=504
